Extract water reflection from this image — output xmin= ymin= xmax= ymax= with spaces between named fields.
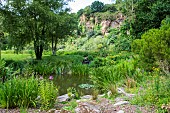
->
xmin=54 ymin=75 xmax=93 ymax=95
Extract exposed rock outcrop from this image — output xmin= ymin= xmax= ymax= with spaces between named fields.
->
xmin=79 ymin=13 xmax=125 ymax=35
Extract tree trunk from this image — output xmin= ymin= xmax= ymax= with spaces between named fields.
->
xmin=34 ymin=41 xmax=43 ymax=60
xmin=52 ymin=42 xmax=57 ymax=55
xmin=0 ymin=33 xmax=4 ymax=60
xmin=52 ymin=35 xmax=57 ymax=56
xmin=34 ymin=24 xmax=45 ymax=60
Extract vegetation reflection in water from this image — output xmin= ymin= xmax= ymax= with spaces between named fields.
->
xmin=53 ymin=74 xmax=93 ymax=95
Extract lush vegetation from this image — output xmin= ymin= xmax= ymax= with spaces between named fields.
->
xmin=0 ymin=0 xmax=169 ymax=112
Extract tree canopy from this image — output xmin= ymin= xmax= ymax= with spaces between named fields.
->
xmin=0 ymin=0 xmax=76 ymax=60
xmin=91 ymin=1 xmax=104 ymax=13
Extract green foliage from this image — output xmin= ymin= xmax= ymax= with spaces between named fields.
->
xmin=77 ymin=9 xmax=84 ymax=17
xmin=24 ymin=55 xmax=84 ymax=76
xmin=62 ymin=100 xmax=78 ymax=112
xmin=78 ymin=84 xmax=94 ymax=89
xmin=94 ymin=12 xmax=117 ymax=21
xmin=90 ymin=57 xmax=106 ymax=68
xmin=114 ymin=35 xmax=132 ymax=53
xmin=71 ymin=64 xmax=89 ymax=76
xmin=0 ymin=59 xmax=18 ymax=82
xmin=132 ymin=0 xmax=170 ymax=37
xmin=102 ymin=4 xmax=117 ymax=12
xmin=132 ymin=19 xmax=170 ymax=70
xmin=90 ymin=59 xmax=144 ymax=91
xmin=67 ymin=87 xmax=79 ymax=99
xmin=1 ymin=0 xmax=75 ymax=60
xmin=0 ymin=76 xmax=58 ymax=109
xmin=81 ymin=36 xmax=107 ymax=51
xmin=0 ymin=76 xmax=39 ymax=108
xmin=91 ymin=1 xmax=104 ymax=13
xmin=83 ymin=6 xmax=92 ymax=16
xmin=0 ymin=60 xmax=6 ymax=82
xmin=131 ymin=72 xmax=170 ymax=112
xmin=38 ymin=80 xmax=58 ymax=110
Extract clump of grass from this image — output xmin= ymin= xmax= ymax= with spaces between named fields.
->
xmin=71 ymin=64 xmax=89 ymax=76
xmin=0 ymin=76 xmax=58 ymax=110
xmin=0 ymin=76 xmax=39 ymax=109
xmin=92 ymin=89 xmax=99 ymax=100
xmin=108 ymin=83 xmax=117 ymax=96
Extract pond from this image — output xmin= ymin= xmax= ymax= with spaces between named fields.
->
xmin=53 ymin=75 xmax=93 ymax=96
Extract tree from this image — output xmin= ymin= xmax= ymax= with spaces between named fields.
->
xmin=49 ymin=13 xmax=77 ymax=55
xmin=102 ymin=4 xmax=117 ymax=12
xmin=77 ymin=9 xmax=84 ymax=17
xmin=91 ymin=1 xmax=104 ymax=13
xmin=83 ymin=6 xmax=92 ymax=16
xmin=0 ymin=0 xmax=69 ymax=60
xmin=131 ymin=0 xmax=170 ymax=38
xmin=132 ymin=17 xmax=170 ymax=70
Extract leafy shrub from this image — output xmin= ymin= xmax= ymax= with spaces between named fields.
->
xmin=38 ymin=80 xmax=58 ymax=110
xmin=81 ymin=36 xmax=107 ymax=51
xmin=132 ymin=18 xmax=170 ymax=70
xmin=67 ymin=87 xmax=79 ymax=99
xmin=114 ymin=35 xmax=132 ymax=53
xmin=86 ymin=30 xmax=96 ymax=38
xmin=89 ymin=57 xmax=106 ymax=68
xmin=0 ymin=60 xmax=16 ymax=82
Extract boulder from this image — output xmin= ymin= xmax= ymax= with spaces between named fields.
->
xmin=57 ymin=94 xmax=70 ymax=103
xmin=117 ymin=88 xmax=135 ymax=97
xmin=80 ymin=95 xmax=92 ymax=100
xmin=114 ymin=97 xmax=124 ymax=102
xmin=117 ymin=110 xmax=124 ymax=113
xmin=114 ymin=101 xmax=129 ymax=106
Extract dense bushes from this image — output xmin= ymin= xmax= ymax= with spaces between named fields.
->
xmin=132 ymin=18 xmax=170 ymax=70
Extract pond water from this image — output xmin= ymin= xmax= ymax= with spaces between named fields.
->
xmin=53 ymin=75 xmax=93 ymax=95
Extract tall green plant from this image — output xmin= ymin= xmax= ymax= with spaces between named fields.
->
xmin=38 ymin=80 xmax=58 ymax=110
xmin=0 ymin=76 xmax=39 ymax=108
xmin=91 ymin=59 xmax=144 ymax=91
xmin=0 ymin=76 xmax=58 ymax=109
xmin=71 ymin=64 xmax=89 ymax=76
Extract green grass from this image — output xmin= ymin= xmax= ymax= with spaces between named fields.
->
xmin=1 ymin=53 xmax=33 ymax=61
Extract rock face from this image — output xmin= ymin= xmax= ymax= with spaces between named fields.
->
xmin=101 ymin=20 xmax=111 ymax=35
xmin=79 ymin=13 xmax=125 ymax=35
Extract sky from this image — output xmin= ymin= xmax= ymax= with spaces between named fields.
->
xmin=68 ymin=0 xmax=113 ymax=13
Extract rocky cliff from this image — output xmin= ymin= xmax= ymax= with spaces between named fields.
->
xmin=79 ymin=13 xmax=125 ymax=35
